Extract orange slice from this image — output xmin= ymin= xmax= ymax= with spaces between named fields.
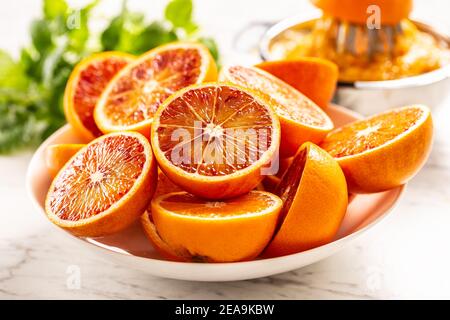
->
xmin=256 ymin=58 xmax=338 ymax=109
xmin=94 ymin=42 xmax=218 ymax=136
xmin=311 ymin=0 xmax=413 ymax=25
xmin=45 ymin=132 xmax=157 ymax=237
xmin=64 ymin=52 xmax=134 ymax=141
xmin=151 ymin=83 xmax=281 ymax=199
xmin=45 ymin=144 xmax=85 ymax=178
xmin=264 ymin=142 xmax=348 ymax=257
xmin=220 ymin=65 xmax=334 ymax=157
xmin=321 ymin=105 xmax=433 ymax=193
xmin=145 ymin=191 xmax=282 ymax=262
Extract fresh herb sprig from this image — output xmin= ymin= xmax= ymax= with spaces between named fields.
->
xmin=0 ymin=0 xmax=219 ymax=154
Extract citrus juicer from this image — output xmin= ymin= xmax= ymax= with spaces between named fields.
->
xmin=311 ymin=0 xmax=413 ymax=58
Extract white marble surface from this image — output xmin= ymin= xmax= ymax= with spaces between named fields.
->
xmin=1 ymin=0 xmax=450 ymax=299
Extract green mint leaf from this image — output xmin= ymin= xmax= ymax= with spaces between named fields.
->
xmin=101 ymin=1 xmax=145 ymax=53
xmin=42 ymin=39 xmax=68 ymax=88
xmin=116 ymin=12 xmax=145 ymax=52
xmin=0 ymin=101 xmax=54 ymax=154
xmin=183 ymin=21 xmax=199 ymax=35
xmin=165 ymin=0 xmax=193 ymax=28
xmin=0 ymin=50 xmax=29 ymax=90
xmin=101 ymin=15 xmax=124 ymax=50
xmin=132 ymin=21 xmax=178 ymax=54
xmin=101 ymin=0 xmax=127 ymax=50
xmin=30 ymin=19 xmax=53 ymax=54
xmin=198 ymin=37 xmax=220 ymax=64
xmin=43 ymin=0 xmax=68 ymax=20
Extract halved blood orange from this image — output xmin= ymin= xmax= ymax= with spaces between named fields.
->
xmin=45 ymin=132 xmax=157 ymax=237
xmin=321 ymin=105 xmax=433 ymax=193
xmin=45 ymin=144 xmax=85 ymax=178
xmin=64 ymin=52 xmax=134 ymax=141
xmin=264 ymin=142 xmax=348 ymax=257
xmin=151 ymin=83 xmax=281 ymax=199
xmin=220 ymin=65 xmax=334 ymax=157
xmin=94 ymin=42 xmax=218 ymax=136
xmin=144 ymin=191 xmax=282 ymax=262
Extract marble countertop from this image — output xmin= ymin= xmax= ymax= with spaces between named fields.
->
xmin=1 ymin=0 xmax=450 ymax=299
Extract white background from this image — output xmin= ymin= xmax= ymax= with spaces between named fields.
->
xmin=1 ymin=0 xmax=450 ymax=299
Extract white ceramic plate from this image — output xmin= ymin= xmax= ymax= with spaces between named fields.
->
xmin=26 ymin=105 xmax=404 ymax=281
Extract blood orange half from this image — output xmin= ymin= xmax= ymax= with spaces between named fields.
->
xmin=151 ymin=83 xmax=281 ymax=199
xmin=321 ymin=105 xmax=433 ymax=193
xmin=64 ymin=52 xmax=134 ymax=141
xmin=45 ymin=132 xmax=157 ymax=237
xmin=144 ymin=191 xmax=282 ymax=262
xmin=94 ymin=42 xmax=218 ymax=136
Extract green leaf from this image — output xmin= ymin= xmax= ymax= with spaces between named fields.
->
xmin=42 ymin=39 xmax=68 ymax=88
xmin=165 ymin=0 xmax=193 ymax=28
xmin=101 ymin=0 xmax=128 ymax=50
xmin=101 ymin=1 xmax=146 ymax=53
xmin=30 ymin=19 xmax=53 ymax=54
xmin=0 ymin=50 xmax=29 ymax=90
xmin=133 ymin=21 xmax=178 ymax=54
xmin=183 ymin=21 xmax=199 ymax=35
xmin=101 ymin=15 xmax=124 ymax=51
xmin=117 ymin=12 xmax=145 ymax=52
xmin=198 ymin=37 xmax=220 ymax=64
xmin=0 ymin=101 xmax=53 ymax=154
xmin=43 ymin=0 xmax=68 ymax=20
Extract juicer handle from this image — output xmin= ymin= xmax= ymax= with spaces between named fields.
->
xmin=232 ymin=21 xmax=275 ymax=54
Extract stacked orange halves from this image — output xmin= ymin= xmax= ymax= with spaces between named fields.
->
xmin=45 ymin=42 xmax=433 ymax=262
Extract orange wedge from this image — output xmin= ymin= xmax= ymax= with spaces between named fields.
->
xmin=264 ymin=142 xmax=348 ymax=257
xmin=45 ymin=132 xmax=157 ymax=237
xmin=321 ymin=105 xmax=433 ymax=193
xmin=256 ymin=58 xmax=338 ymax=109
xmin=311 ymin=0 xmax=413 ymax=25
xmin=94 ymin=42 xmax=217 ymax=136
xmin=220 ymin=65 xmax=334 ymax=157
xmin=145 ymin=191 xmax=282 ymax=262
xmin=151 ymin=83 xmax=281 ymax=199
xmin=64 ymin=52 xmax=134 ymax=141
xmin=45 ymin=144 xmax=85 ymax=178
